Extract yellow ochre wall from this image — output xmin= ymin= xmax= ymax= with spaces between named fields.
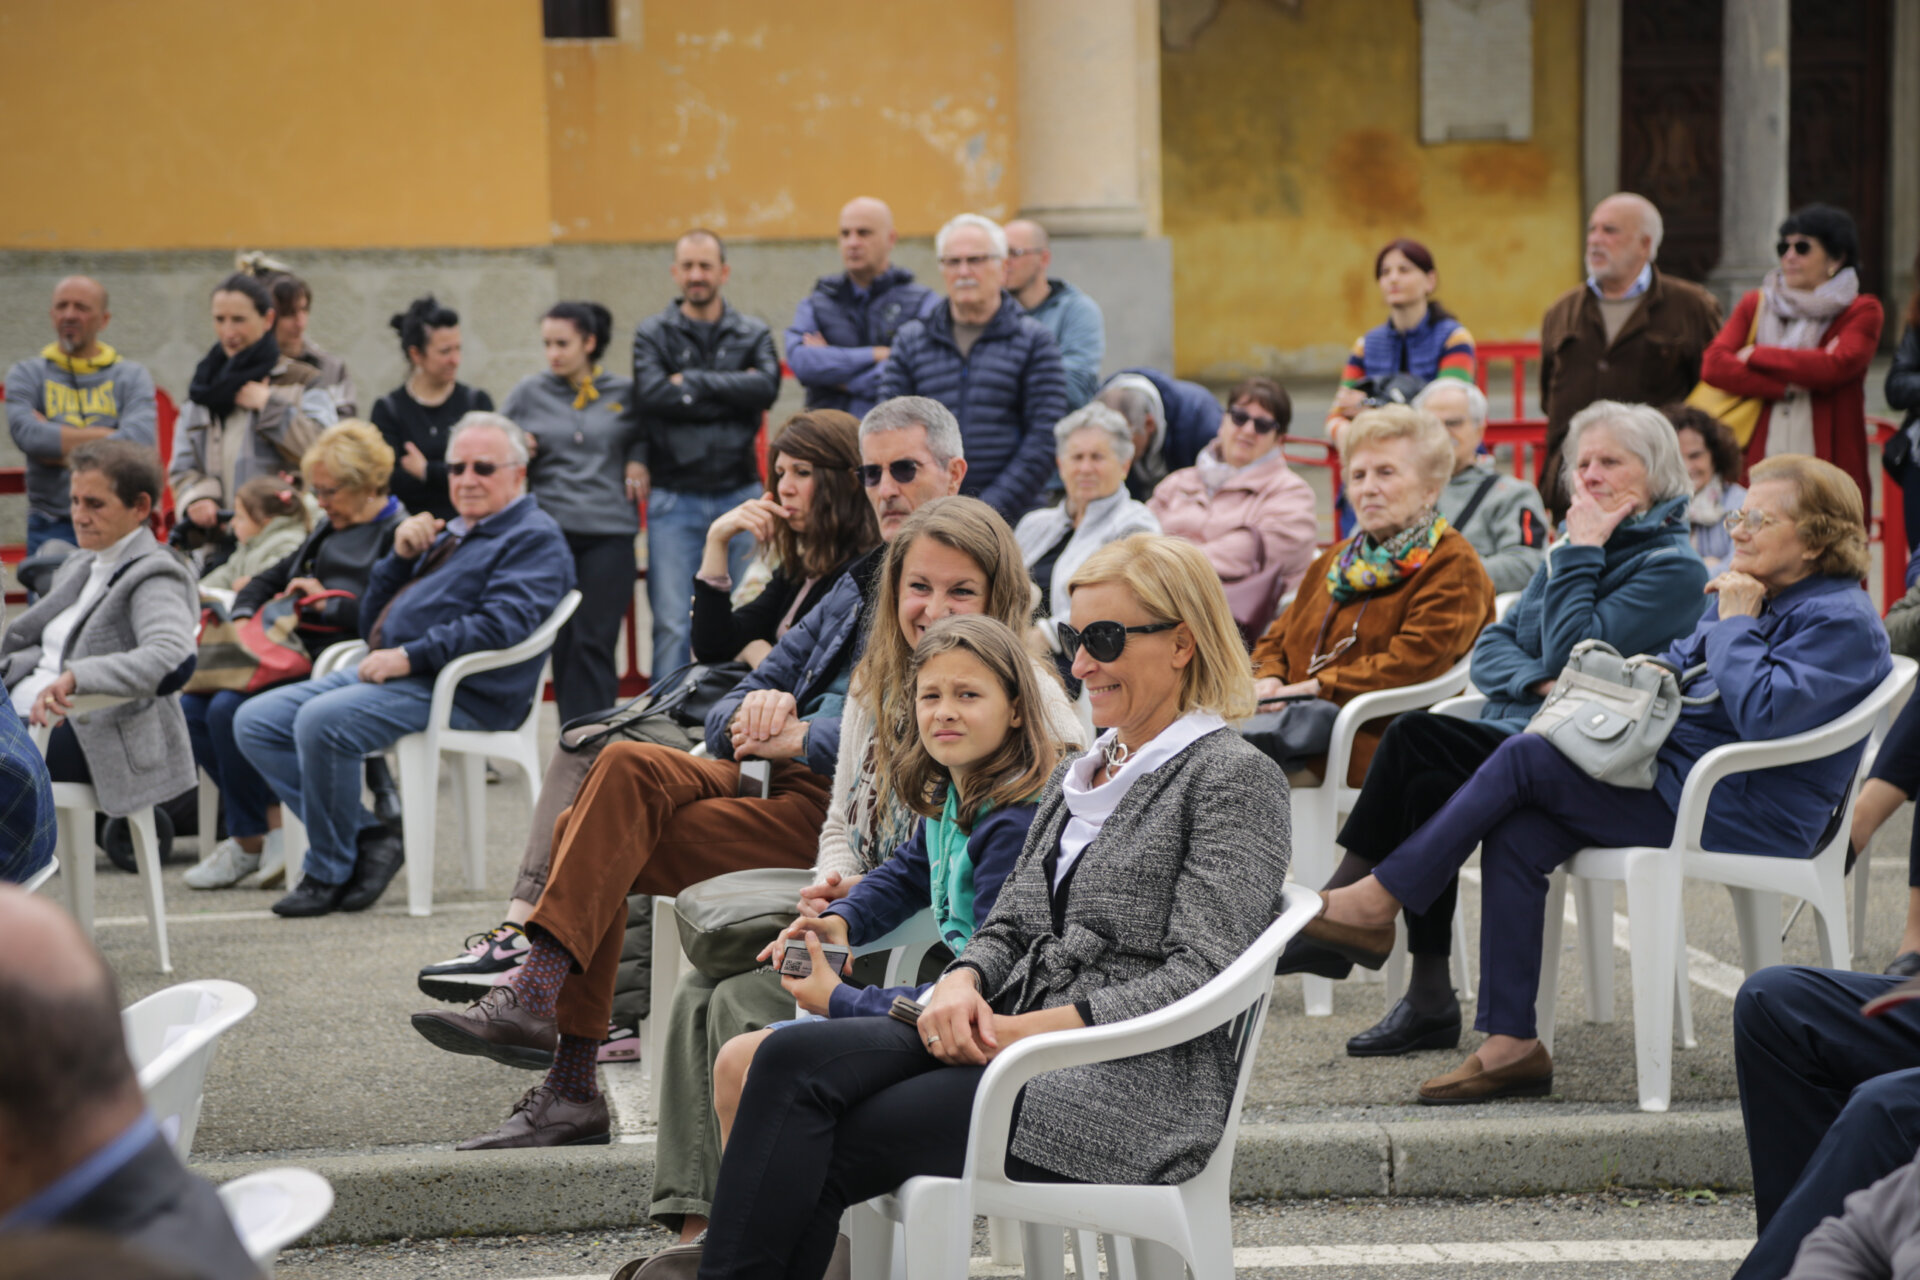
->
xmin=1160 ymin=0 xmax=1586 ymax=378
xmin=545 ymin=1 xmax=1018 ymax=242
xmin=0 ymin=0 xmax=553 ymax=250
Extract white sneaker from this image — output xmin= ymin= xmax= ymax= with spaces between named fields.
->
xmin=249 ymin=830 xmax=289 ymax=890
xmin=184 ymin=838 xmax=261 ymax=890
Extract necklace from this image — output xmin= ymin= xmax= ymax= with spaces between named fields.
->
xmin=1102 ymin=736 xmax=1131 ymax=771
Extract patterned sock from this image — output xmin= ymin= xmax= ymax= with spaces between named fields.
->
xmin=508 ymin=924 xmax=574 ymax=1021
xmin=545 ymin=1033 xmax=601 ymax=1103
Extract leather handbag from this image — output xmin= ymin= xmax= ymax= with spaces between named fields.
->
xmin=1685 ymin=303 xmax=1764 ymax=446
xmin=1238 ymin=697 xmax=1339 ymax=772
xmin=1524 ymin=640 xmax=1718 ymax=790
xmin=672 ymin=867 xmax=816 ymax=981
xmin=183 ymin=590 xmax=355 ymax=695
xmin=559 ymin=660 xmax=750 ymax=754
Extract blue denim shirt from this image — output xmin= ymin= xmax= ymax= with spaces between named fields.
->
xmin=0 ymin=698 xmax=55 ymax=885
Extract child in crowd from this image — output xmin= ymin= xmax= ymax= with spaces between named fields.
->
xmin=711 ymin=614 xmax=1062 ymax=1146
xmin=198 ymin=475 xmax=311 ymax=593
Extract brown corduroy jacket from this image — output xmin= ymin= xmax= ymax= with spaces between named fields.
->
xmin=1251 ymin=527 xmax=1494 ymax=786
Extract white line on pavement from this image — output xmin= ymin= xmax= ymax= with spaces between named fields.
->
xmin=1457 ymin=868 xmax=1748 ymax=1000
xmin=91 ymin=900 xmax=501 ymax=928
xmin=497 ymin=1237 xmax=1757 ymax=1279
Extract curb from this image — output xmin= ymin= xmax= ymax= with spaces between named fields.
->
xmin=196 ymin=1112 xmax=1751 ymax=1246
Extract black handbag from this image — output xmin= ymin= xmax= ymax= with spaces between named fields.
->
xmin=1239 ymin=697 xmax=1339 ymax=771
xmin=558 ymin=659 xmax=751 ymax=754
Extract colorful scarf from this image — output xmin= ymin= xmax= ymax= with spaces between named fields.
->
xmin=41 ymin=342 xmax=119 ymax=375
xmin=571 ymin=365 xmax=604 ymax=410
xmin=1326 ymin=511 xmax=1448 ymax=603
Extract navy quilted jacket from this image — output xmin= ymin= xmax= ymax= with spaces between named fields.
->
xmin=785 ymin=267 xmax=937 ymax=418
xmin=878 ymin=293 xmax=1068 ymax=523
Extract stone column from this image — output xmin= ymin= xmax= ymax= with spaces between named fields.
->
xmin=1013 ymin=0 xmax=1153 ymax=235
xmin=1891 ymin=0 xmax=1920 ymax=313
xmin=1581 ymin=0 xmax=1622 ymax=217
xmin=1708 ymin=0 xmax=1790 ymax=303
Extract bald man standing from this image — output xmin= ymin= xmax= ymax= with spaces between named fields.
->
xmin=0 ymin=888 xmax=258 ymax=1278
xmin=784 ymin=197 xmax=936 ymax=419
xmin=6 ymin=278 xmax=157 ymax=553
xmin=1005 ymin=218 xmax=1105 ymax=406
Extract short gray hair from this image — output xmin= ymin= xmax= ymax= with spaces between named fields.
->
xmin=934 ymin=213 xmax=1008 ymax=260
xmin=448 ymin=411 xmax=531 ymax=467
xmin=1606 ymin=191 xmax=1665 ymax=262
xmin=1054 ymin=403 xmax=1135 ymax=466
xmin=1413 ymin=379 xmax=1489 ymax=427
xmin=860 ymin=396 xmax=964 ymax=468
xmin=1561 ymin=400 xmax=1690 ymax=505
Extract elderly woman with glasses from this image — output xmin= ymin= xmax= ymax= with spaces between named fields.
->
xmin=1148 ymin=376 xmax=1317 ymax=643
xmin=1014 ymin=403 xmax=1161 ymax=677
xmin=1701 ymin=204 xmax=1885 ymax=517
xmin=1278 ymin=401 xmax=1712 ymax=1059
xmin=1305 ymin=454 xmax=1889 ymax=1105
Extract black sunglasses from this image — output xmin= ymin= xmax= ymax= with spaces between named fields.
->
xmin=1057 ymin=620 xmax=1178 ymax=664
xmin=1776 ymin=237 xmax=1819 ymax=258
xmin=856 ymin=459 xmax=923 ymax=488
xmin=1228 ymin=407 xmax=1282 ymax=434
xmin=446 ymin=460 xmax=504 ymax=477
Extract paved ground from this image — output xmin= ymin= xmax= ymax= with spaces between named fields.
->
xmin=274 ymin=1191 xmax=1760 ymax=1280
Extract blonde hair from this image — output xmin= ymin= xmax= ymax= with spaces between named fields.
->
xmin=1067 ymin=534 xmax=1257 ymax=721
xmin=892 ymin=616 xmax=1063 ymax=830
xmin=1339 ymin=404 xmax=1454 ymax=491
xmin=859 ymin=497 xmax=1044 ymax=817
xmin=302 ymin=420 xmax=395 ymax=496
xmin=1749 ymin=454 xmax=1871 ymax=580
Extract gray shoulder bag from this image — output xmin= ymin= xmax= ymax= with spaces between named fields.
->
xmin=1523 ymin=639 xmax=1718 ymax=790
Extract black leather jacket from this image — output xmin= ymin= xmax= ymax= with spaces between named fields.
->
xmin=233 ymin=497 xmax=407 ymax=650
xmin=631 ymin=301 xmax=780 ymax=493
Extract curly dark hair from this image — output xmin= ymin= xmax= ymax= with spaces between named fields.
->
xmin=1227 ymin=376 xmax=1293 ymax=433
xmin=765 ymin=410 xmax=880 ymax=578
xmin=1661 ymin=403 xmax=1743 ymax=485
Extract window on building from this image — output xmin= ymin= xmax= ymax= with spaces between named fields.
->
xmin=544 ymin=0 xmax=613 ymax=39
xmin=1420 ymin=0 xmax=1533 ymax=143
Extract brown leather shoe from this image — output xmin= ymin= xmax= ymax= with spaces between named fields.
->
xmin=1417 ymin=1043 xmax=1554 ymax=1105
xmin=1299 ymin=900 xmax=1395 ymax=971
xmin=456 ymin=1084 xmax=609 ymax=1150
xmin=411 ymin=986 xmax=557 ymax=1070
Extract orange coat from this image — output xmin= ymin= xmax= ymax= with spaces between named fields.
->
xmin=1250 ymin=527 xmax=1493 ymax=786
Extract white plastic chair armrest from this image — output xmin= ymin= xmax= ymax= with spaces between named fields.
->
xmin=1323 ymin=659 xmax=1472 ymax=789
xmin=425 ymin=590 xmax=582 ymax=730
xmin=1431 ymin=692 xmax=1487 ymax=720
xmin=312 ymin=640 xmax=367 ymax=678
xmin=200 ymin=588 xmax=237 ymax=611
xmin=958 ymin=886 xmax=1319 ymax=1183
xmin=850 ymin=909 xmax=939 ymax=959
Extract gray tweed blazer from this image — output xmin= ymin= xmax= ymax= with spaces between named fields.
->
xmin=953 ymin=724 xmax=1291 ymax=1185
xmin=0 ymin=527 xmax=199 ymax=816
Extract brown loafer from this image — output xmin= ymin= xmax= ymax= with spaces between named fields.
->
xmin=1417 ymin=1043 xmax=1554 ymax=1105
xmin=411 ymin=986 xmax=557 ymax=1070
xmin=1299 ymin=900 xmax=1395 ymax=971
xmin=456 ymin=1084 xmax=610 ymax=1149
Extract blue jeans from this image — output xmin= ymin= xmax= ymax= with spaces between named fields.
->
xmin=182 ymin=690 xmax=279 ymax=840
xmin=26 ymin=511 xmax=77 ymax=555
xmin=232 ymin=668 xmax=485 ymax=886
xmin=647 ymin=483 xmax=760 ymax=678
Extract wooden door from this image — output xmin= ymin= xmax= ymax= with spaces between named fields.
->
xmin=1790 ymin=0 xmax=1890 ymax=308
xmin=1617 ymin=0 xmax=1724 ymax=283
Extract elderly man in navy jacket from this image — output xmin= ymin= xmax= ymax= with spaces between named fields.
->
xmin=879 ymin=214 xmax=1068 ymax=524
xmin=1096 ymin=368 xmax=1220 ymax=500
xmin=236 ymin=413 xmax=574 ymax=918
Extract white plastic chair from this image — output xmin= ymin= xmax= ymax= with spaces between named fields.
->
xmin=850 ymin=885 xmax=1321 ymax=1280
xmin=1536 ymin=656 xmax=1917 ymax=1112
xmin=218 ymin=1166 xmax=334 ymax=1272
xmin=122 ymin=978 xmax=257 ymax=1158
xmin=31 ymin=697 xmax=170 ymax=971
xmin=1843 ymin=697 xmax=1904 ymax=968
xmin=21 ymin=855 xmax=58 ymax=894
xmin=1291 ymin=659 xmax=1472 ymax=1015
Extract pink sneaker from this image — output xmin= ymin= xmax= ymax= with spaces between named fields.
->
xmin=417 ymin=922 xmax=530 ymax=1003
xmin=598 ymin=1023 xmax=641 ymax=1064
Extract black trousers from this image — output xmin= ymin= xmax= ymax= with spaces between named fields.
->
xmin=45 ymin=721 xmax=89 ymax=785
xmin=551 ymin=531 xmax=635 ymax=725
xmin=1867 ymin=692 xmax=1920 ymax=886
xmin=1732 ymin=965 xmax=1920 ymax=1280
xmin=1335 ymin=712 xmax=1511 ymax=956
xmin=699 ymin=1016 xmax=1068 ymax=1280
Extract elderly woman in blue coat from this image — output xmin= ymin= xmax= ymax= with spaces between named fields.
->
xmin=1304 ymin=454 xmax=1892 ymax=1105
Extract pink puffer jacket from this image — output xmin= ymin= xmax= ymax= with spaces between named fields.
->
xmin=1149 ymin=446 xmax=1319 ymax=641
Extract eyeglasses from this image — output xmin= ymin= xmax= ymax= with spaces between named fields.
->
xmin=1228 ymin=407 xmax=1282 ymax=434
xmin=856 ymin=459 xmax=924 ymax=488
xmin=1723 ymin=507 xmax=1786 ymax=534
xmin=309 ymin=483 xmax=342 ymax=500
xmin=446 ymin=460 xmax=504 ymax=477
xmin=937 ymin=255 xmax=999 ymax=270
xmin=1006 ymin=247 xmax=1044 ymax=259
xmin=1776 ymin=238 xmax=1819 ymax=258
xmin=1057 ymin=620 xmax=1178 ymax=664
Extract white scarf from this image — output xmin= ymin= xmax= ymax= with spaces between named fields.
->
xmin=1056 ymin=713 xmax=1226 ymax=888
xmin=1758 ymin=266 xmax=1858 ymax=460
xmin=1193 ymin=442 xmax=1277 ymax=498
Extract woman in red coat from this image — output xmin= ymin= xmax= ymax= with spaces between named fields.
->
xmin=1701 ymin=204 xmax=1884 ymax=515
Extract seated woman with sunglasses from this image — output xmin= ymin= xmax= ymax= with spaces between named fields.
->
xmin=1148 ymin=376 xmax=1317 ymax=643
xmin=1278 ymin=402 xmax=1710 ymax=1059
xmin=1304 ymin=454 xmax=1888 ymax=1104
xmin=1249 ymin=405 xmax=1493 ymax=787
xmin=695 ymin=534 xmax=1288 ymax=1280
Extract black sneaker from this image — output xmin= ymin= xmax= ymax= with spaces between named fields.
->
xmin=419 ymin=922 xmax=531 ymax=1002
